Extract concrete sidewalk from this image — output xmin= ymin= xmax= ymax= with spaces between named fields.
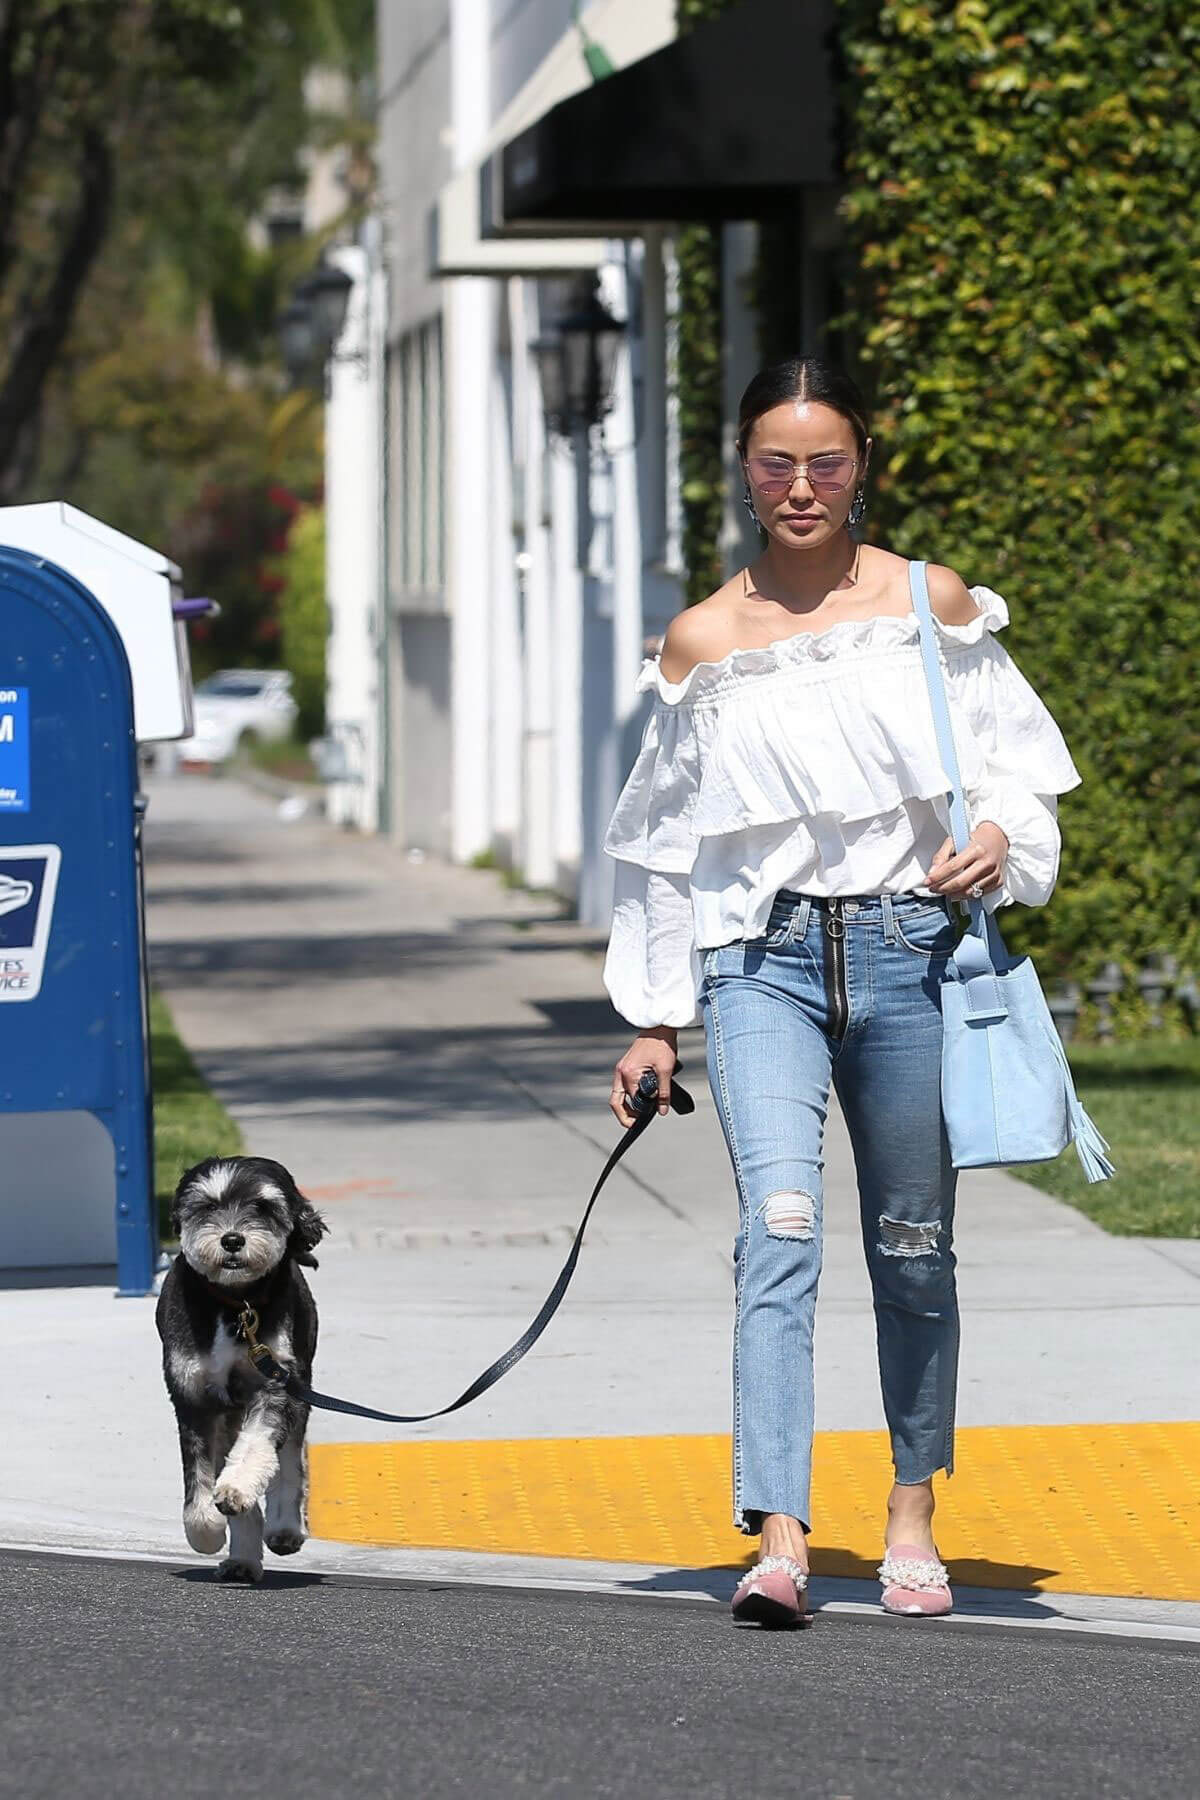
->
xmin=2 ymin=774 xmax=1198 ymax=1632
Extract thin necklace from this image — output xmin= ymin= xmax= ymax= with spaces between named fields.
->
xmin=746 ymin=538 xmax=862 ymax=603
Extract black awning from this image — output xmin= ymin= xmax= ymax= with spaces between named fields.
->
xmin=493 ymin=0 xmax=838 ymax=231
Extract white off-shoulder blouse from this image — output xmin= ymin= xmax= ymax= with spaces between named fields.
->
xmin=602 ymin=585 xmax=1083 ymax=1029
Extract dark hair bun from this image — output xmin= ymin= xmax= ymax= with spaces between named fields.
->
xmin=737 ymin=357 xmax=870 ymax=458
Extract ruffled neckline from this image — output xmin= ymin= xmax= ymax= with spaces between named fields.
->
xmin=641 ymin=585 xmax=1009 ymax=706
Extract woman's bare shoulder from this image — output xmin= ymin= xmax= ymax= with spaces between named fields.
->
xmin=924 ymin=562 xmax=981 ymax=626
xmin=658 ymin=581 xmax=744 ymax=682
xmin=862 ymin=546 xmax=980 ymax=625
xmin=863 ymin=540 xmax=985 ymax=626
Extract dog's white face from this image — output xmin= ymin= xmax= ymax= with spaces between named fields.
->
xmin=175 ymin=1158 xmax=304 ymax=1289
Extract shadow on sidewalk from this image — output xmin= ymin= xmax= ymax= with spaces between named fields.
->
xmin=151 ymin=931 xmax=485 ymax=985
xmin=150 ymin=925 xmax=620 ymax=988
xmin=140 ymin=1021 xmax=637 ymax=1124
xmin=144 ymin=833 xmax=256 ymax=868
xmin=151 ymin=882 xmax=359 ymax=908
xmin=813 ymin=1550 xmax=1058 ymax=1590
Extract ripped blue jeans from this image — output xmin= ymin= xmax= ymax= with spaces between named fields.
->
xmin=700 ymin=888 xmax=960 ymax=1535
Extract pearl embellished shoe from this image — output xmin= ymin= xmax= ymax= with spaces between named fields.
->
xmin=731 ymin=1555 xmax=810 ymax=1628
xmin=878 ymin=1543 xmax=953 ymax=1617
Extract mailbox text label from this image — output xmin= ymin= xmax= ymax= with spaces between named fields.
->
xmin=0 ymin=686 xmax=30 ymax=811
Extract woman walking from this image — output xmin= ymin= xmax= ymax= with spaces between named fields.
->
xmin=602 ymin=358 xmax=1082 ymax=1625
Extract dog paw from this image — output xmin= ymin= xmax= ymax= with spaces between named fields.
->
xmin=213 ymin=1474 xmax=259 ymax=1517
xmin=184 ymin=1507 xmax=228 ymax=1555
xmin=216 ymin=1558 xmax=262 ymax=1585
xmin=265 ymin=1528 xmax=305 ymax=1557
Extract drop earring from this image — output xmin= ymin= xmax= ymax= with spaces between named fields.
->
xmin=743 ymin=483 xmax=766 ymax=536
xmin=847 ymin=486 xmax=867 ymax=533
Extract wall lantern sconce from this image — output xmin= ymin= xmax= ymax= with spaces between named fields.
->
xmin=277 ymin=256 xmax=363 ymax=389
xmin=530 ymin=274 xmax=626 ymax=437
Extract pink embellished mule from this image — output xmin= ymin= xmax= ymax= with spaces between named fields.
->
xmin=731 ymin=1555 xmax=810 ymax=1628
xmin=878 ymin=1543 xmax=953 ymax=1617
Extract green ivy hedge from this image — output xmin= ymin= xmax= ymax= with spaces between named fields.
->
xmin=676 ymin=0 xmax=733 ymax=606
xmin=834 ymin=0 xmax=1200 ymax=1009
xmin=276 ymin=503 xmax=327 ymax=739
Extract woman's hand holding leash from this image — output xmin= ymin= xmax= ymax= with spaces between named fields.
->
xmin=612 ymin=1027 xmax=679 ymax=1124
xmin=624 ymin=1063 xmax=696 ymax=1125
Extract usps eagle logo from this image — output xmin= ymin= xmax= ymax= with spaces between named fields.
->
xmin=0 ymin=847 xmax=60 ymax=1001
xmin=0 ymin=874 xmax=34 ymax=919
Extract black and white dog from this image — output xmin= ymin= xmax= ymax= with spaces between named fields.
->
xmin=156 ymin=1156 xmax=327 ymax=1582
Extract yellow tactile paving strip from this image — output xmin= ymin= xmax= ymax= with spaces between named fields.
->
xmin=309 ymin=1422 xmax=1200 ymax=1600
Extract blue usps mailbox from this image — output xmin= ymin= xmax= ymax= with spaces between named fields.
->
xmin=0 ymin=546 xmax=156 ymax=1295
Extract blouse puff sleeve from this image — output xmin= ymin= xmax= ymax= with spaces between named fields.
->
xmin=602 ymin=586 xmax=1083 ymax=1032
xmin=944 ymin=586 xmax=1083 ymax=913
xmin=602 ymin=668 xmax=708 ymax=1030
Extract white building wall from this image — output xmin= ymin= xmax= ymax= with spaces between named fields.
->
xmin=488 ymin=329 xmax=523 ymax=862
xmin=378 ymin=1 xmax=453 ymax=339
xmin=323 ymin=241 xmax=385 ymax=831
xmin=444 ymin=274 xmax=494 ymax=862
xmin=377 ymin=1 xmax=455 ymax=851
xmin=375 ymin=0 xmax=686 ymax=921
xmin=445 ymin=0 xmax=494 ymax=863
xmin=547 ymin=412 xmax=584 ymax=891
xmin=506 ymin=280 xmax=556 ymax=892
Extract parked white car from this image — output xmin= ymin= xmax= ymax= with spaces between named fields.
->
xmin=176 ymin=669 xmax=298 ymax=764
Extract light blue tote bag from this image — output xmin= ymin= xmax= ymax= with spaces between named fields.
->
xmin=909 ymin=561 xmax=1115 ymax=1183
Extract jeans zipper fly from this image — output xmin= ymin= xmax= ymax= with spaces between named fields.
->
xmin=825 ymin=898 xmax=849 ymax=1039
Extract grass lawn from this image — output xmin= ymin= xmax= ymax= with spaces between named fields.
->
xmin=150 ymin=988 xmax=243 ymax=1239
xmin=241 ymin=733 xmax=317 ymax=783
xmin=1011 ymin=1037 xmax=1200 ymax=1237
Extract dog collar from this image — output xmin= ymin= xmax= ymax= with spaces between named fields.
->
xmin=178 ymin=1257 xmax=286 ymax=1319
xmin=177 ymin=1261 xmax=294 ymax=1369
xmin=192 ymin=1271 xmax=276 ymax=1309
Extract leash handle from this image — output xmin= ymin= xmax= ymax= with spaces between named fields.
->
xmin=255 ymin=1075 xmax=696 ymax=1425
xmin=629 ymin=1065 xmax=696 ymax=1118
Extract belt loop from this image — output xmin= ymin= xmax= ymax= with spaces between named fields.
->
xmin=796 ymin=895 xmax=812 ymax=940
xmin=880 ymin=892 xmax=897 ymax=944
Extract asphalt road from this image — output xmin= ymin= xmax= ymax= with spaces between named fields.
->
xmin=2 ymin=1551 xmax=1197 ymax=1799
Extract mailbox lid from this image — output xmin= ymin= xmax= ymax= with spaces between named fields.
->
xmin=0 ymin=501 xmax=194 ymax=743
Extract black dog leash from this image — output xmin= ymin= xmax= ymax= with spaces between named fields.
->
xmin=236 ymin=1069 xmax=695 ymax=1423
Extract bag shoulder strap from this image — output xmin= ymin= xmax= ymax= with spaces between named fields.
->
xmin=908 ymin=560 xmax=1006 ymax=989
xmin=908 ymin=560 xmax=972 ymax=857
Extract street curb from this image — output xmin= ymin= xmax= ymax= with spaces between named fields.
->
xmin=5 ymin=1538 xmax=1200 ymax=1644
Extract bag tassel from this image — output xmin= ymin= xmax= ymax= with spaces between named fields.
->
xmin=1048 ymin=1029 xmax=1116 ymax=1185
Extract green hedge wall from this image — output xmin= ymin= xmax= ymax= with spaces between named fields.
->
xmin=676 ymin=0 xmax=733 ymax=606
xmin=277 ymin=503 xmax=326 ymax=739
xmin=836 ymin=0 xmax=1200 ymax=1009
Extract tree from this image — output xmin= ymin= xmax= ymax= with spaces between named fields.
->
xmin=2 ymin=0 xmax=375 ymax=671
xmin=2 ymin=2 xmax=226 ymax=494
xmin=0 ymin=0 xmax=372 ymax=499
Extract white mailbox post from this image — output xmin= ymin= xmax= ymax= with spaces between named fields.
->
xmin=0 ymin=501 xmax=194 ymax=742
